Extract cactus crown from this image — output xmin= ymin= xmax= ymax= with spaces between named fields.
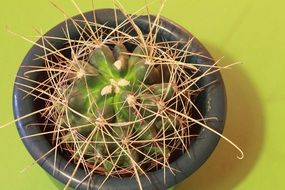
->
xmin=61 ymin=43 xmax=193 ymax=174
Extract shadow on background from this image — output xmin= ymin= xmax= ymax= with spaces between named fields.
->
xmin=176 ymin=44 xmax=265 ymax=190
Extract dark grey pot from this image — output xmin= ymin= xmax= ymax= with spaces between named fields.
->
xmin=13 ymin=9 xmax=226 ymax=190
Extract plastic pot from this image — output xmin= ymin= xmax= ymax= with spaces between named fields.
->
xmin=13 ymin=9 xmax=226 ymax=190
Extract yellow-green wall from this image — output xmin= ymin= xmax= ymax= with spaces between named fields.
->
xmin=1 ymin=0 xmax=284 ymax=189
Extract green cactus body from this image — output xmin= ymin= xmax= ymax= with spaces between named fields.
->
xmin=62 ymin=44 xmax=178 ymax=173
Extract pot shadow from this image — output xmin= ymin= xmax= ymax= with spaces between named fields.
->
xmin=175 ymin=44 xmax=265 ymax=190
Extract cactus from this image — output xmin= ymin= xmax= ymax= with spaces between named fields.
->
xmin=7 ymin=2 xmax=243 ymax=190
xmin=59 ymin=43 xmax=183 ymax=173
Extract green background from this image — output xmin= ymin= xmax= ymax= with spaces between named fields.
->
xmin=0 ymin=0 xmax=284 ymax=189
